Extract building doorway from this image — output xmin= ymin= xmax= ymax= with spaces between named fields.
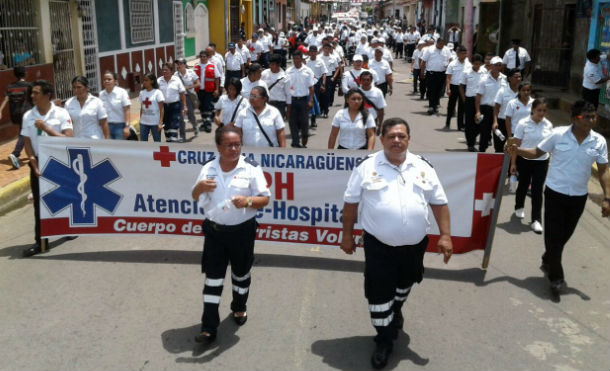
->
xmin=194 ymin=4 xmax=210 ymax=55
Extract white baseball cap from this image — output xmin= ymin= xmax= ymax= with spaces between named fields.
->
xmin=490 ymin=56 xmax=503 ymax=65
xmin=353 ymin=54 xmax=363 ymax=62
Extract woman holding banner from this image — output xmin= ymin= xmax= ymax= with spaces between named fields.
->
xmin=327 ymin=88 xmax=376 ymax=150
xmin=191 ymin=125 xmax=271 ymax=342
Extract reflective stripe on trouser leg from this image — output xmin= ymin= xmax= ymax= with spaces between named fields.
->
xmin=230 ymin=271 xmax=251 ymax=313
xmin=394 ymin=285 xmax=412 ymax=303
xmin=201 ymin=277 xmax=225 ymax=332
xmin=369 ymin=299 xmax=395 ymax=327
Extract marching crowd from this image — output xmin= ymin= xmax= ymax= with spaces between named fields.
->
xmin=1 ymin=18 xmax=609 ymax=371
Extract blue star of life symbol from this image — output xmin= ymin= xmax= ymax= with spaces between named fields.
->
xmin=41 ymin=147 xmax=122 ymax=226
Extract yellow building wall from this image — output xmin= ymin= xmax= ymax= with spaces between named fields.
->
xmin=241 ymin=0 xmax=253 ymax=40
xmin=208 ymin=0 xmax=226 ymax=54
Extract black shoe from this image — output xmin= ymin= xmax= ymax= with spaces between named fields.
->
xmin=203 ymin=125 xmax=212 ymax=133
xmin=232 ymin=312 xmax=248 ymax=326
xmin=23 ymin=244 xmax=42 ymax=257
xmin=291 ymin=143 xmax=303 ymax=148
xmin=371 ymin=342 xmax=393 ymax=369
xmin=550 ymin=279 xmax=566 ymax=296
xmin=427 ymin=108 xmax=435 ymax=115
xmin=443 ymin=125 xmax=450 ymax=131
xmin=194 ymin=331 xmax=216 ymax=343
xmin=468 ymin=146 xmax=476 ymax=152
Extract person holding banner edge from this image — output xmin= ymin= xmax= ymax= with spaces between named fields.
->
xmin=191 ymin=126 xmax=271 ymax=342
xmin=340 ymin=118 xmax=452 ymax=369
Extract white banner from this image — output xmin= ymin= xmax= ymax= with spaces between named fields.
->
xmin=38 ymin=138 xmax=505 ymax=253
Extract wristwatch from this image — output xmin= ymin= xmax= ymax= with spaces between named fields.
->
xmin=604 ymin=197 xmax=610 ymax=204
xmin=246 ymin=197 xmax=253 ymax=208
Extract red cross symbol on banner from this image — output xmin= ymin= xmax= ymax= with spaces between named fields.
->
xmin=153 ymin=146 xmax=176 ymax=167
xmin=142 ymin=97 xmax=152 ymax=109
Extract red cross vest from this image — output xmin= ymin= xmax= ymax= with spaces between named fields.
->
xmin=194 ymin=63 xmax=216 ymax=93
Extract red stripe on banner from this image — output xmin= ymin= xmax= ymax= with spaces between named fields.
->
xmin=42 ymin=218 xmax=481 ymax=253
xmin=469 ymin=154 xmax=505 ymax=250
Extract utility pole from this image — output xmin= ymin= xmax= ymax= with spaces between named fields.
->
xmin=465 ymin=0 xmax=473 ymax=59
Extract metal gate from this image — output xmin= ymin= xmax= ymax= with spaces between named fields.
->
xmin=80 ymin=0 xmax=100 ymax=94
xmin=50 ymin=0 xmax=77 ymax=100
xmin=530 ymin=4 xmax=575 ymax=87
xmin=173 ymin=2 xmax=184 ymax=60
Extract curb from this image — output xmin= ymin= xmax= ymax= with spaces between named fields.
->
xmin=0 ymin=175 xmax=30 ymax=216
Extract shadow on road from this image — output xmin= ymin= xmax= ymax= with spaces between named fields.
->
xmin=311 ymin=332 xmax=429 ymax=371
xmin=0 ymin=237 xmax=73 ymax=259
xmin=12 ymin=248 xmax=591 ymax=302
xmin=162 ymin=315 xmax=240 ymax=363
xmin=495 ymin=214 xmax=533 ymax=235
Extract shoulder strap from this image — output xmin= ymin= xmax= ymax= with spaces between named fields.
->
xmin=358 ymin=88 xmax=380 ymax=111
xmin=267 ymin=76 xmax=284 ymax=91
xmin=230 ymin=97 xmax=244 ymax=123
xmin=349 ymin=71 xmax=360 ymax=86
xmin=250 ymin=109 xmax=274 ymax=147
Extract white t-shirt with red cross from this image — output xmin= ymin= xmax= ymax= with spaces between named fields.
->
xmin=138 ymin=89 xmax=165 ymax=126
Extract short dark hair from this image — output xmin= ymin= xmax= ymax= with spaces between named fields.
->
xmin=472 ymin=53 xmax=483 ymax=63
xmin=456 ymin=45 xmax=467 ymax=53
xmin=251 ymin=86 xmax=269 ymax=101
xmin=308 ymin=45 xmax=318 ymax=52
xmin=13 ymin=66 xmax=26 ymax=79
xmin=208 ymin=42 xmax=217 ymax=48
xmin=571 ymin=99 xmax=596 ymax=118
xmin=162 ymin=62 xmax=175 ymax=71
xmin=269 ymin=54 xmax=282 ymax=65
xmin=586 ymin=49 xmax=601 ymax=60
xmin=225 ymin=77 xmax=242 ymax=95
xmin=485 ymin=52 xmax=495 ymax=58
xmin=531 ymin=97 xmax=547 ymax=111
xmin=381 ymin=117 xmax=410 ymax=136
xmin=293 ymin=51 xmax=304 ymax=59
xmin=248 ymin=63 xmax=262 ymax=75
xmin=71 ymin=75 xmax=89 ymax=87
xmin=360 ymin=70 xmax=373 ymax=81
xmin=215 ymin=125 xmax=242 ymax=145
xmin=32 ymin=80 xmax=55 ymax=98
xmin=507 ymin=68 xmax=521 ymax=78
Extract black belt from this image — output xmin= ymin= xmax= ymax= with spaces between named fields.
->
xmin=292 ymin=96 xmax=309 ymax=100
xmin=428 ymin=71 xmax=445 ymax=74
xmin=227 ymin=70 xmax=241 ymax=72
xmin=203 ymin=218 xmax=253 ymax=232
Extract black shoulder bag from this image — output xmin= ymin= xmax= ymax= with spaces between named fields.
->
xmin=251 ymin=109 xmax=274 ymax=147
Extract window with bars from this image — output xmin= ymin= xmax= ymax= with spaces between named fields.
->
xmin=130 ymin=0 xmax=155 ymax=44
xmin=0 ymin=0 xmax=41 ymax=69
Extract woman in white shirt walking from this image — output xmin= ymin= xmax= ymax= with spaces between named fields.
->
xmin=504 ymin=81 xmax=533 ymax=138
xmin=138 ymin=73 xmax=165 ymax=142
xmin=510 ymin=98 xmax=553 ymax=234
xmin=234 ymin=86 xmax=286 ymax=147
xmin=158 ymin=62 xmax=187 ymax=142
xmin=65 ymin=75 xmax=109 ymax=139
xmin=214 ymin=78 xmax=249 ymax=127
xmin=327 ymin=88 xmax=376 ymax=150
xmin=99 ymin=71 xmax=131 ymax=140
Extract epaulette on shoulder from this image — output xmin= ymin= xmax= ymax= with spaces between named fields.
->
xmin=356 ymin=154 xmax=374 ymax=168
xmin=417 ymin=154 xmax=434 ymax=168
xmin=244 ymin=156 xmax=259 ymax=167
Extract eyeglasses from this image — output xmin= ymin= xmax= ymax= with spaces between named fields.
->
xmin=576 ymin=114 xmax=597 ymax=120
xmin=221 ymin=143 xmax=242 ymax=149
xmin=250 ymin=95 xmax=262 ymax=99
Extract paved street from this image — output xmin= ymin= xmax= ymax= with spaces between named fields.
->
xmin=1 ymin=59 xmax=609 ymax=371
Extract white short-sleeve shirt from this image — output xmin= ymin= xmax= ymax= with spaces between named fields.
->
xmin=65 ymin=94 xmax=108 ymax=139
xmin=369 ymin=59 xmax=392 ymax=85
xmin=286 ymin=65 xmax=315 ymax=97
xmin=261 ymin=69 xmax=291 ymax=103
xmin=225 ymin=51 xmax=244 ymax=71
xmin=240 ymin=77 xmax=269 ymax=99
xmin=343 ymin=150 xmax=448 ymax=246
xmin=138 ymin=89 xmax=165 ymax=126
xmin=331 ymin=108 xmax=376 ymax=149
xmin=446 ymin=59 xmax=471 ymax=86
xmin=98 ymin=86 xmax=130 ymax=124
xmin=538 ymin=125 xmax=608 ymax=196
xmin=502 ymin=47 xmax=531 ymax=70
xmin=494 ymin=85 xmax=518 ymax=119
xmin=505 ymin=97 xmax=534 ymax=133
xmin=421 ymin=45 xmax=452 ymax=72
xmin=360 ymin=86 xmax=386 ymax=119
xmin=234 ymin=104 xmax=285 ymax=147
xmin=193 ymin=156 xmax=271 ymax=225
xmin=21 ymin=104 xmax=73 ymax=156
xmin=477 ymin=73 xmax=506 ymax=106
xmin=460 ymin=67 xmax=485 ymax=97
xmin=157 ymin=75 xmax=186 ymax=104
xmin=174 ymin=69 xmax=199 ymax=94
xmin=306 ymin=58 xmax=328 ymax=81
xmin=513 ymin=117 xmax=553 ymax=160
xmin=214 ymin=95 xmax=249 ymax=125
